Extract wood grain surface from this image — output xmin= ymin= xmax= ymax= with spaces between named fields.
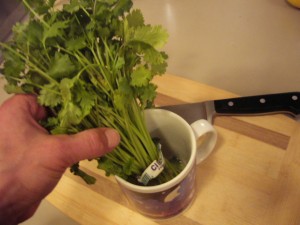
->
xmin=47 ymin=74 xmax=300 ymax=225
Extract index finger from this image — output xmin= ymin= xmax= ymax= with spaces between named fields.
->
xmin=0 ymin=94 xmax=47 ymax=121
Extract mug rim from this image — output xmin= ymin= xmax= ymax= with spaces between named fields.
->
xmin=115 ymin=108 xmax=197 ymax=193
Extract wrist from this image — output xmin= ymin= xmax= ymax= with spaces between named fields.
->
xmin=0 ymin=174 xmax=21 ymax=225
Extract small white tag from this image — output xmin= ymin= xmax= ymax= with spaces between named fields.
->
xmin=137 ymin=144 xmax=165 ymax=185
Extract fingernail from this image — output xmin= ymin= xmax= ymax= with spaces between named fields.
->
xmin=105 ymin=129 xmax=120 ymax=149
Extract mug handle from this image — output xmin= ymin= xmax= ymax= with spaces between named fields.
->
xmin=190 ymin=119 xmax=217 ymax=164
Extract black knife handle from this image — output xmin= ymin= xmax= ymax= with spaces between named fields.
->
xmin=214 ymin=92 xmax=300 ymax=117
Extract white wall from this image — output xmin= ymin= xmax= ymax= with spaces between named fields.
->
xmin=133 ymin=0 xmax=300 ymax=95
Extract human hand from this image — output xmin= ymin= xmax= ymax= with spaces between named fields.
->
xmin=0 ymin=94 xmax=120 ymax=225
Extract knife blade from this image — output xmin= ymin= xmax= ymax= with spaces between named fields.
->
xmin=159 ymin=92 xmax=300 ymax=124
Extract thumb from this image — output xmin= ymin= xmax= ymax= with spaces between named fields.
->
xmin=53 ymin=128 xmax=120 ymax=166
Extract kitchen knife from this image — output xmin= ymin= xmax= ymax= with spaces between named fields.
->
xmin=159 ymin=92 xmax=300 ymax=124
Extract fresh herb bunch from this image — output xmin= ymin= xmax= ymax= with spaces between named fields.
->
xmin=0 ymin=0 xmax=181 ymax=185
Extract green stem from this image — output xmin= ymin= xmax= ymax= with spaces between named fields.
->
xmin=22 ymin=0 xmax=50 ymax=29
xmin=0 ymin=43 xmax=57 ymax=84
xmin=93 ymin=44 xmax=115 ymax=91
xmin=91 ymin=104 xmax=148 ymax=169
xmin=130 ymin=101 xmax=158 ymax=159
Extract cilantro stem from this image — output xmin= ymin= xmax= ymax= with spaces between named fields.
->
xmin=80 ymin=5 xmax=91 ymax=18
xmin=22 ymin=0 xmax=50 ymax=29
xmin=93 ymin=44 xmax=115 ymax=92
xmin=0 ymin=43 xmax=57 ymax=84
xmin=58 ymin=46 xmax=113 ymax=98
xmin=90 ymin=103 xmax=148 ymax=168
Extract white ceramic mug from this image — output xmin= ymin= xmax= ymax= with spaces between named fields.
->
xmin=116 ymin=108 xmax=217 ymax=219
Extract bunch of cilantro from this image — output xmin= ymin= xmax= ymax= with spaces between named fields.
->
xmin=0 ymin=0 xmax=182 ymax=185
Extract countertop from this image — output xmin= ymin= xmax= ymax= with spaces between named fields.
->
xmin=46 ymin=74 xmax=300 ymax=225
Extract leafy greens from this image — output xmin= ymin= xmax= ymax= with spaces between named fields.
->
xmin=0 ymin=0 xmax=181 ymax=185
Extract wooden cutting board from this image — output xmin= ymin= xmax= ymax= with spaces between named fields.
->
xmin=47 ymin=74 xmax=300 ymax=225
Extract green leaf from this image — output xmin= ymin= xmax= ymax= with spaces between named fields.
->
xmin=58 ymin=78 xmax=89 ymax=127
xmin=2 ymin=50 xmax=24 ymax=83
xmin=70 ymin=163 xmax=96 ymax=184
xmin=12 ymin=22 xmax=28 ymax=45
xmin=21 ymin=84 xmax=36 ymax=94
xmin=150 ymin=51 xmax=168 ymax=75
xmin=126 ymin=9 xmax=144 ymax=28
xmin=38 ymin=83 xmax=62 ymax=107
xmin=137 ymin=83 xmax=157 ymax=108
xmin=112 ymin=0 xmax=133 ymax=16
xmin=4 ymin=84 xmax=25 ymax=94
xmin=59 ymin=102 xmax=83 ymax=127
xmin=27 ymin=71 xmax=48 ymax=86
xmin=118 ymin=77 xmax=133 ymax=95
xmin=115 ymin=57 xmax=125 ymax=70
xmin=86 ymin=19 xmax=96 ymax=30
xmin=74 ymin=81 xmax=96 ymax=117
xmin=65 ymin=37 xmax=87 ymax=51
xmin=129 ymin=25 xmax=169 ymax=49
xmin=26 ymin=20 xmax=44 ymax=46
xmin=123 ymin=157 xmax=135 ymax=175
xmin=80 ymin=94 xmax=95 ymax=117
xmin=130 ymin=66 xmax=152 ymax=87
xmin=143 ymin=48 xmax=165 ymax=65
xmin=63 ymin=0 xmax=81 ymax=13
xmin=97 ymin=157 xmax=125 ymax=178
xmin=59 ymin=78 xmax=75 ymax=102
xmin=43 ymin=117 xmax=59 ymax=130
xmin=48 ymin=53 xmax=77 ymax=79
xmin=113 ymin=90 xmax=127 ymax=111
xmin=113 ymin=77 xmax=133 ymax=110
xmin=43 ymin=20 xmax=69 ymax=43
xmin=50 ymin=126 xmax=69 ymax=135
